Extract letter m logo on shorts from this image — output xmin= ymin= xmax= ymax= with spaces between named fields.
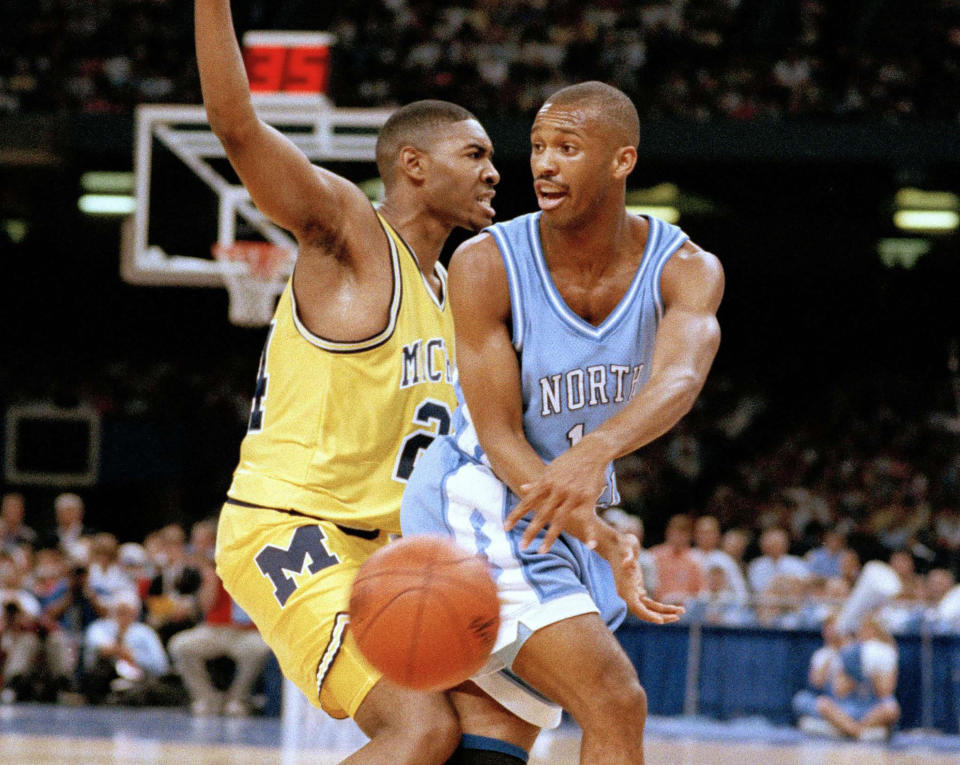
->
xmin=255 ymin=525 xmax=340 ymax=607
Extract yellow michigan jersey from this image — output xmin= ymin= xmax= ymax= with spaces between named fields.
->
xmin=227 ymin=213 xmax=457 ymax=534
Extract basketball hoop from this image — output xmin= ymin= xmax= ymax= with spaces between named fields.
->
xmin=212 ymin=241 xmax=292 ymax=327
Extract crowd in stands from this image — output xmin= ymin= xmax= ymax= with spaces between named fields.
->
xmin=0 ymin=491 xmax=270 ymax=714
xmin=2 ymin=0 xmax=959 ymax=122
xmin=605 ymin=375 xmax=960 ymax=635
xmin=2 ymin=351 xmax=960 ymax=718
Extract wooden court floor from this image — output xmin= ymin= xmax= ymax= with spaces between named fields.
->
xmin=0 ymin=705 xmax=957 ymax=765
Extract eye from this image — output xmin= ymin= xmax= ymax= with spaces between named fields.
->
xmin=562 ymin=143 xmax=577 ymax=154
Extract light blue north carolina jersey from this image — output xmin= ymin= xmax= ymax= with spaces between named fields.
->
xmin=452 ymin=211 xmax=689 ymax=506
xmin=401 ymin=211 xmax=690 ymax=725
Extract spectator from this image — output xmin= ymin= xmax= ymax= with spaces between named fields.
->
xmin=922 ymin=567 xmax=960 ymax=633
xmin=878 ymin=550 xmax=926 ymax=633
xmin=806 ymin=528 xmax=850 ymax=580
xmin=720 ymin=527 xmax=751 ymax=580
xmin=838 ymin=549 xmax=862 ymax=589
xmin=45 ymin=493 xmax=90 ymax=564
xmin=81 ymin=591 xmax=169 ymax=705
xmin=168 ymin=556 xmax=271 ymax=717
xmin=118 ymin=542 xmax=154 ymax=601
xmin=793 ymin=612 xmax=849 ymax=723
xmin=799 ymin=617 xmax=901 ymax=741
xmin=24 ymin=547 xmax=78 ymax=700
xmin=690 ymin=515 xmax=749 ymax=601
xmin=650 ymin=514 xmax=705 ymax=604
xmin=698 ymin=563 xmax=755 ymax=627
xmin=145 ymin=524 xmax=203 ymax=645
xmin=86 ymin=533 xmax=137 ymax=619
xmin=0 ymin=550 xmax=42 ymax=703
xmin=748 ymin=527 xmax=810 ymax=594
xmin=0 ymin=492 xmax=37 ymax=551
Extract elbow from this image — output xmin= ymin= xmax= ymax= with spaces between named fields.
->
xmin=205 ymin=104 xmax=258 ymax=147
xmin=668 ymin=372 xmax=707 ymax=420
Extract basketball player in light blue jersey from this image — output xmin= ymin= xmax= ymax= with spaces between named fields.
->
xmin=402 ymin=82 xmax=724 ymax=764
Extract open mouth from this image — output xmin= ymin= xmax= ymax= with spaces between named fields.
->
xmin=536 ymin=189 xmax=567 ymax=211
xmin=476 ymin=193 xmax=496 ymax=218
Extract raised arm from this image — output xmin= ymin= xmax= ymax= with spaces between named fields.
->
xmin=194 ymin=0 xmax=370 ymax=243
xmin=450 ymin=235 xmax=683 ymax=624
xmin=506 ymin=243 xmax=724 ymax=551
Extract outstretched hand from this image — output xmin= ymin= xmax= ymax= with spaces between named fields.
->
xmin=602 ymin=531 xmax=685 ymax=624
xmin=505 ymin=450 xmax=609 ymax=552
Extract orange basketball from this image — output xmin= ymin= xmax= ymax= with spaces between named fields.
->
xmin=349 ymin=535 xmax=500 ymax=691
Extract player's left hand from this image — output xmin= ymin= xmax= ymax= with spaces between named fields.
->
xmin=506 ymin=449 xmax=609 ymax=552
xmin=600 ymin=530 xmax=685 ymax=624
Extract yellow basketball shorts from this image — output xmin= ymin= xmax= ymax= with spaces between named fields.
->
xmin=215 ymin=499 xmax=387 ymax=719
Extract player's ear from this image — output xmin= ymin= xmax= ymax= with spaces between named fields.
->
xmin=612 ymin=146 xmax=637 ymax=180
xmin=398 ymin=146 xmax=428 ymax=184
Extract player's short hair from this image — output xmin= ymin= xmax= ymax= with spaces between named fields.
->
xmin=541 ymin=81 xmax=640 ymax=148
xmin=375 ymin=100 xmax=477 ymax=186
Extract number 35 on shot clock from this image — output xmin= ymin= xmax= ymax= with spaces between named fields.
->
xmin=242 ymin=31 xmax=334 ymax=100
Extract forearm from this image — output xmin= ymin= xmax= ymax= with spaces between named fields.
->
xmin=481 ymin=426 xmax=546 ymax=499
xmin=195 ymin=0 xmax=257 ymax=138
xmin=579 ymin=370 xmax=704 ymax=465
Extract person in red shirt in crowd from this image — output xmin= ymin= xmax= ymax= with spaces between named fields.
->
xmin=650 ymin=514 xmax=705 ymax=604
xmin=168 ymin=524 xmax=270 ymax=717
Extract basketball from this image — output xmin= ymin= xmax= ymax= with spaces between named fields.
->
xmin=348 ymin=535 xmax=500 ymax=691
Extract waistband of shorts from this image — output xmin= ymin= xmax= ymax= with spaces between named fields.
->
xmin=224 ymin=496 xmax=381 ymax=540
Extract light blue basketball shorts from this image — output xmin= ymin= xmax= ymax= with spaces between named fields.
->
xmin=401 ymin=436 xmax=626 ymax=729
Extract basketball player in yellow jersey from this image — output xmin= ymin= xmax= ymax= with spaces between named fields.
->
xmin=195 ymin=1 xmax=498 ymax=762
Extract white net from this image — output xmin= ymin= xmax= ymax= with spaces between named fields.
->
xmin=213 ymin=242 xmax=291 ymax=326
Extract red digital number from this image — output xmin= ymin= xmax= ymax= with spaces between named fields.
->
xmin=244 ymin=47 xmax=286 ymax=92
xmin=245 ymin=46 xmax=330 ymax=94
xmin=284 ymin=47 xmax=330 ymax=93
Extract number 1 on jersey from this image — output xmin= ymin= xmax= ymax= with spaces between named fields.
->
xmin=566 ymin=423 xmax=584 ymax=448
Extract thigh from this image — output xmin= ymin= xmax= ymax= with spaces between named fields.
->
xmin=215 ymin=503 xmax=386 ymax=719
xmin=511 ymin=612 xmax=640 ymax=716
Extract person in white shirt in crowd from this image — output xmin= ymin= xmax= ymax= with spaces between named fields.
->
xmin=86 ymin=533 xmax=137 ymax=618
xmin=720 ymin=527 xmax=751 ymax=581
xmin=800 ymin=616 xmax=901 ymax=741
xmin=698 ymin=563 xmax=755 ymax=626
xmin=747 ymin=527 xmax=810 ymax=594
xmin=793 ymin=612 xmax=848 ymax=726
xmin=690 ymin=515 xmax=748 ymax=602
xmin=0 ymin=550 xmax=43 ymax=703
xmin=601 ymin=508 xmax=658 ymax=603
xmin=922 ymin=567 xmax=960 ymax=633
xmin=81 ymin=590 xmax=169 ymax=704
xmin=877 ymin=550 xmax=926 ymax=634
xmin=47 ymin=493 xmax=89 ymax=563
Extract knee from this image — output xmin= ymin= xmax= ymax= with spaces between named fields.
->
xmin=581 ymin=676 xmax=647 ymax=733
xmin=379 ymin=703 xmax=460 ymax=765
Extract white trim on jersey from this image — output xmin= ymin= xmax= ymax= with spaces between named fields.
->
xmin=487 ymin=225 xmax=526 ymax=352
xmin=315 ymin=611 xmax=350 ymax=700
xmin=525 ymin=213 xmax=663 ymax=340
xmin=289 ymin=220 xmax=403 ymax=352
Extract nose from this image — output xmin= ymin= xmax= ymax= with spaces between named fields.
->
xmin=484 ymin=159 xmax=500 ymax=186
xmin=531 ymin=147 xmax=557 ymax=179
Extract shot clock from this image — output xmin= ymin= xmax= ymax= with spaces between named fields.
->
xmin=242 ymin=31 xmax=335 ymax=106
